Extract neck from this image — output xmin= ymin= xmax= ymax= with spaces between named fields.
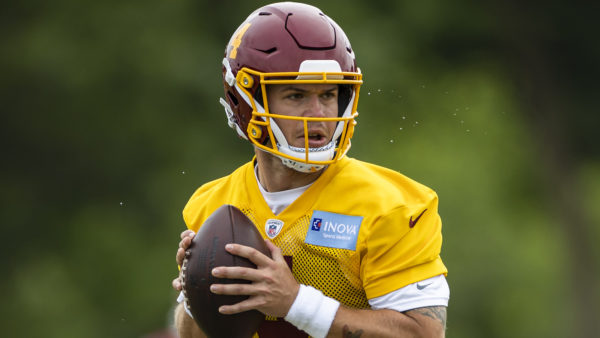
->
xmin=255 ymin=148 xmax=325 ymax=192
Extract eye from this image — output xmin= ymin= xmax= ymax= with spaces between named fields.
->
xmin=321 ymin=90 xmax=337 ymax=100
xmin=286 ymin=92 xmax=304 ymax=100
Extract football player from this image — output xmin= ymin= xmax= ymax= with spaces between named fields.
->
xmin=172 ymin=2 xmax=449 ymax=337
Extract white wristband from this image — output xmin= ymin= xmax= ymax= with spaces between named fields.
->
xmin=284 ymin=285 xmax=340 ymax=338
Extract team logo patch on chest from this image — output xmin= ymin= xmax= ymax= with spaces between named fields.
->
xmin=305 ymin=210 xmax=363 ymax=250
xmin=265 ymin=219 xmax=284 ymax=239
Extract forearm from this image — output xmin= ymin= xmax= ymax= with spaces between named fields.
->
xmin=283 ymin=283 xmax=446 ymax=338
xmin=174 ymin=303 xmax=207 ymax=338
xmin=326 ymin=305 xmax=446 ymax=338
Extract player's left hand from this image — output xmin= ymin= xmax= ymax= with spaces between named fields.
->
xmin=209 ymin=240 xmax=300 ymax=318
xmin=172 ymin=229 xmax=196 ymax=291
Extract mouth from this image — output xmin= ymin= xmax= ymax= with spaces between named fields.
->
xmin=299 ymin=130 xmax=329 ymax=148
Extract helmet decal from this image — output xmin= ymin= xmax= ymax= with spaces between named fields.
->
xmin=228 ymin=23 xmax=251 ymax=60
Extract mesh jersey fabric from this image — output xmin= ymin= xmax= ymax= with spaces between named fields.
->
xmin=182 ymin=156 xmax=448 ymax=337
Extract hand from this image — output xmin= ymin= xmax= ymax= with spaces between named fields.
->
xmin=172 ymin=229 xmax=196 ymax=291
xmin=209 ymin=240 xmax=300 ymax=318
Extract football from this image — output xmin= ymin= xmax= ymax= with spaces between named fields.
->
xmin=181 ymin=204 xmax=270 ymax=338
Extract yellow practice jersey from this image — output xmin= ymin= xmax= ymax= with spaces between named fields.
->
xmin=183 ymin=156 xmax=447 ymax=337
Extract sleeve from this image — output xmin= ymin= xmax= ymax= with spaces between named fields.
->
xmin=368 ymin=274 xmax=450 ymax=312
xmin=182 ymin=179 xmax=228 ymax=232
xmin=360 ymin=192 xmax=448 ymax=299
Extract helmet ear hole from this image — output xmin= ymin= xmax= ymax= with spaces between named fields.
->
xmin=227 ymin=90 xmax=239 ymax=107
xmin=338 ymin=84 xmax=352 ymax=117
xmin=254 ymin=86 xmax=264 ymax=107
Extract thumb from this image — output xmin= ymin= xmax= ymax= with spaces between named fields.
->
xmin=264 ymin=239 xmax=283 ymax=261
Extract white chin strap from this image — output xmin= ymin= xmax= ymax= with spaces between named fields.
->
xmin=278 ymin=141 xmax=336 ymax=173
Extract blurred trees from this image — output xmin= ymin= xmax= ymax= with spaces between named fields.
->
xmin=490 ymin=1 xmax=600 ymax=336
xmin=2 ymin=0 xmax=598 ymax=337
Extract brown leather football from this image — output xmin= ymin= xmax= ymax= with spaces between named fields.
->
xmin=181 ymin=204 xmax=269 ymax=338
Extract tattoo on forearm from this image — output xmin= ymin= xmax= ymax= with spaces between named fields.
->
xmin=410 ymin=306 xmax=447 ymax=328
xmin=342 ymin=325 xmax=363 ymax=338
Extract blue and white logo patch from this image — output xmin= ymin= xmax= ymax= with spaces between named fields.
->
xmin=305 ymin=210 xmax=363 ymax=250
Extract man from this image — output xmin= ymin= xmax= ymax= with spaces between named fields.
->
xmin=172 ymin=2 xmax=449 ymax=337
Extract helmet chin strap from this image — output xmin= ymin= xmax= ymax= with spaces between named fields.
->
xmin=278 ymin=142 xmax=336 ymax=173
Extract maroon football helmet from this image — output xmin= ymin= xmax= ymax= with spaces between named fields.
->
xmin=220 ymin=2 xmax=362 ymax=172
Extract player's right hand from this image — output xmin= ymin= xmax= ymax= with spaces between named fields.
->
xmin=172 ymin=229 xmax=196 ymax=291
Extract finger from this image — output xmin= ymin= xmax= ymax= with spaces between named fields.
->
xmin=180 ymin=230 xmax=195 ymax=239
xmin=217 ymin=296 xmax=263 ymax=315
xmin=172 ymin=277 xmax=182 ymax=291
xmin=178 ymin=235 xmax=193 ymax=250
xmin=212 ymin=266 xmax=261 ymax=282
xmin=176 ymin=247 xmax=187 ymax=266
xmin=265 ymin=239 xmax=284 ymax=262
xmin=224 ymin=243 xmax=272 ymax=267
xmin=209 ymin=282 xmax=256 ymax=296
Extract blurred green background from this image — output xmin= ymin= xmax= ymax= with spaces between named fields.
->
xmin=2 ymin=0 xmax=599 ymax=337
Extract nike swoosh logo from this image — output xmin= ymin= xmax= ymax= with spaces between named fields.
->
xmin=416 ymin=282 xmax=433 ymax=290
xmin=409 ymin=209 xmax=428 ymax=228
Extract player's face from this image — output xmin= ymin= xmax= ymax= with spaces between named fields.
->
xmin=266 ymin=84 xmax=339 ymax=149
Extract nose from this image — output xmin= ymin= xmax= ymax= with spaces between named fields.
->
xmin=304 ymin=94 xmax=326 ymax=117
